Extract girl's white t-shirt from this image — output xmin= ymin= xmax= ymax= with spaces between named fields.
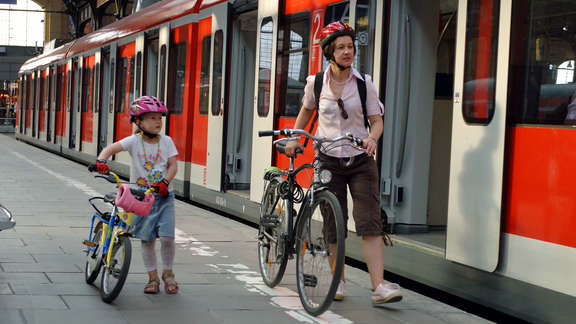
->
xmin=119 ymin=134 xmax=178 ymax=191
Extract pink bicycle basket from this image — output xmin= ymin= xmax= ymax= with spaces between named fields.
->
xmin=115 ymin=184 xmax=155 ymax=216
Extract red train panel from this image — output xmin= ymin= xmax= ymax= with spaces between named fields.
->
xmin=191 ymin=17 xmax=211 ymax=166
xmin=505 ymin=126 xmax=576 ymax=248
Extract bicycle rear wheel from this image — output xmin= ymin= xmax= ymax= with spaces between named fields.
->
xmin=295 ymin=190 xmax=345 ymax=316
xmin=100 ymin=234 xmax=131 ymax=303
xmin=257 ymin=179 xmax=289 ymax=287
xmin=84 ymin=221 xmax=103 ymax=284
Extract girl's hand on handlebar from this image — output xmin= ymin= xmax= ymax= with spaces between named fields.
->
xmin=362 ymin=137 xmax=378 ymax=156
xmin=285 ymin=140 xmax=303 ymax=157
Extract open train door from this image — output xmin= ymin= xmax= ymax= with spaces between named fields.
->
xmin=249 ymin=1 xmax=280 ymax=202
xmin=446 ymin=0 xmax=512 ymax=271
xmin=205 ymin=2 xmax=228 ymax=191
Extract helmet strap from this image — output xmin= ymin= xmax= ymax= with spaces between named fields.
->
xmin=330 ymin=58 xmax=351 ymax=71
xmin=136 ymin=122 xmax=159 ymax=139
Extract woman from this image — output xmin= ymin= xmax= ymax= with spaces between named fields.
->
xmin=285 ymin=21 xmax=402 ymax=305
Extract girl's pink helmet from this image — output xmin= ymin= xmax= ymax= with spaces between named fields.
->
xmin=129 ymin=96 xmax=168 ymax=122
xmin=115 ymin=184 xmax=155 ymax=216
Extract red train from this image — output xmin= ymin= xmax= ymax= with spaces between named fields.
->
xmin=15 ymin=0 xmax=576 ymax=322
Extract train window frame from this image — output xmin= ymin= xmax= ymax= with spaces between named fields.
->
xmin=507 ymin=0 xmax=576 ymax=126
xmin=276 ymin=11 xmax=310 ymax=118
xmin=461 ymin=0 xmax=500 ymax=125
xmin=354 ymin=0 xmax=376 ymax=75
xmin=323 ymin=1 xmax=351 ymax=71
xmin=159 ymin=45 xmax=167 ymax=102
xmin=211 ymin=29 xmax=224 ymax=116
xmin=199 ymin=34 xmax=212 ymax=116
xmin=257 ymin=17 xmax=274 ymax=118
xmin=167 ymin=41 xmax=187 ymax=115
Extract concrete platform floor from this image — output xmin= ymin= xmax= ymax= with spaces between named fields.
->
xmin=0 ymin=134 xmax=492 ymax=324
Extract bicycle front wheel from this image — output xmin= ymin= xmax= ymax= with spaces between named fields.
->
xmin=84 ymin=221 xmax=103 ymax=284
xmin=295 ymin=190 xmax=345 ymax=316
xmin=100 ymin=234 xmax=132 ymax=303
xmin=257 ymin=179 xmax=289 ymax=287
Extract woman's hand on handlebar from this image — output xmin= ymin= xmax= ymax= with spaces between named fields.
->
xmin=285 ymin=140 xmax=303 ymax=158
xmin=362 ymin=137 xmax=378 ymax=156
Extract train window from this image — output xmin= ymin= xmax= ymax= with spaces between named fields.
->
xmin=135 ymin=52 xmax=142 ymax=99
xmin=116 ymin=57 xmax=128 ymax=113
xmin=145 ymin=37 xmax=159 ymax=97
xmin=167 ymin=42 xmax=186 ymax=114
xmin=211 ymin=30 xmax=224 ymax=116
xmin=199 ymin=35 xmax=212 ymax=115
xmin=39 ymin=75 xmax=45 ymax=112
xmin=129 ymin=55 xmax=135 ymax=109
xmin=462 ymin=0 xmax=500 ymax=125
xmin=159 ymin=45 xmax=167 ymax=102
xmin=109 ymin=59 xmax=115 ymax=113
xmin=276 ymin=13 xmax=310 ymax=117
xmin=355 ymin=0 xmax=376 ymax=75
xmin=94 ymin=63 xmax=100 ymax=113
xmin=55 ymin=70 xmax=62 ymax=112
xmin=507 ymin=0 xmax=576 ymax=125
xmin=257 ymin=17 xmax=274 ymax=117
xmin=81 ymin=64 xmax=93 ymax=113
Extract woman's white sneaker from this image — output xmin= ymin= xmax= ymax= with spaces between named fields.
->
xmin=334 ymin=280 xmax=345 ymax=301
xmin=372 ymin=283 xmax=403 ymax=304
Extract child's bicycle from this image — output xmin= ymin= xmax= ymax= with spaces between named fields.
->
xmin=257 ymin=128 xmax=364 ymax=316
xmin=83 ymin=167 xmax=155 ymax=303
xmin=0 ymin=204 xmax=15 ymax=232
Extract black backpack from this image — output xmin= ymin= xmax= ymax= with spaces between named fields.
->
xmin=305 ymin=71 xmax=368 ymax=147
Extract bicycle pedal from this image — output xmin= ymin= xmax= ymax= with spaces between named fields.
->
xmin=82 ymin=240 xmax=97 ymax=248
xmin=303 ymin=274 xmax=318 ymax=287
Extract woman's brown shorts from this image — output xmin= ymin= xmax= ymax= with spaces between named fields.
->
xmin=318 ymin=152 xmax=382 ymax=243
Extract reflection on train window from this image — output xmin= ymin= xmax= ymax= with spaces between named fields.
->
xmin=462 ymin=0 xmax=500 ymax=125
xmin=135 ymin=52 xmax=142 ymax=99
xmin=168 ymin=42 xmax=186 ymax=114
xmin=159 ymin=45 xmax=166 ymax=102
xmin=129 ymin=55 xmax=135 ymax=110
xmin=323 ymin=1 xmax=350 ymax=70
xmin=109 ymin=60 xmax=115 ymax=113
xmin=81 ymin=64 xmax=93 ymax=113
xmin=257 ymin=17 xmax=273 ymax=117
xmin=116 ymin=57 xmax=128 ymax=113
xmin=55 ymin=69 xmax=62 ymax=112
xmin=145 ymin=36 xmax=159 ymax=97
xmin=199 ymin=35 xmax=211 ymax=115
xmin=508 ymin=0 xmax=576 ymax=125
xmin=277 ymin=13 xmax=310 ymax=117
xmin=212 ymin=30 xmax=223 ymax=116
xmin=355 ymin=0 xmax=375 ymax=74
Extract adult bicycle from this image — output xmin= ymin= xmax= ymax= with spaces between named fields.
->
xmin=257 ymin=128 xmax=363 ymax=316
xmin=83 ymin=168 xmax=154 ymax=303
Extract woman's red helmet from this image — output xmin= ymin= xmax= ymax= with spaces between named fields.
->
xmin=320 ymin=21 xmax=355 ymax=49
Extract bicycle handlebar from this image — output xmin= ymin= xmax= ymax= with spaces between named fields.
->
xmin=259 ymin=128 xmax=364 ymax=147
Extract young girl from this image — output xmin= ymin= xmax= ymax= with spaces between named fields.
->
xmin=93 ymin=95 xmax=179 ymax=294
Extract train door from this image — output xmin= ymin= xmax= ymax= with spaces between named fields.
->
xmin=114 ymin=42 xmax=136 ymax=166
xmin=55 ymin=64 xmax=67 ymax=146
xmin=32 ymin=71 xmax=37 ymax=138
xmin=99 ymin=48 xmax=111 ymax=154
xmin=46 ymin=67 xmax=54 ymax=143
xmin=446 ymin=0 xmax=509 ymax=271
xmin=188 ymin=15 xmax=212 ymax=187
xmin=38 ymin=69 xmax=47 ymax=140
xmin=249 ymin=1 xmax=280 ymax=202
xmin=205 ymin=2 xmax=228 ymax=191
xmin=224 ymin=7 xmax=257 ymax=195
xmin=68 ymin=59 xmax=78 ymax=149
xmin=81 ymin=55 xmax=96 ymax=153
xmin=165 ymin=19 xmax=196 ymax=194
